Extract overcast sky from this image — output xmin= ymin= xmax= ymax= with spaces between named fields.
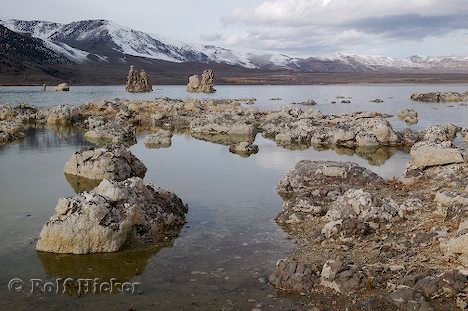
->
xmin=2 ymin=0 xmax=468 ymax=57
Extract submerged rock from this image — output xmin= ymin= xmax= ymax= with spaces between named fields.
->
xmin=228 ymin=141 xmax=259 ymax=156
xmin=268 ymin=259 xmax=317 ymax=294
xmin=55 ymin=82 xmax=70 ymax=91
xmin=292 ymin=99 xmax=317 ymax=106
xmin=411 ymin=92 xmax=468 ymax=102
xmin=125 ymin=65 xmax=152 ymax=93
xmin=63 ymin=145 xmax=147 ymax=181
xmin=36 ymin=177 xmax=188 ymax=254
xmin=144 ymin=130 xmax=172 ymax=148
xmin=187 ymin=69 xmax=216 ymax=93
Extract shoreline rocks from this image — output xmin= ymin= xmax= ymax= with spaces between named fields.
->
xmin=411 ymin=92 xmax=468 ymax=103
xmin=63 ymin=145 xmax=147 ymax=181
xmin=271 ymin=142 xmax=468 ymax=309
xmin=125 ymin=65 xmax=152 ymax=93
xmin=36 ymin=177 xmax=188 ymax=254
xmin=187 ymin=69 xmax=216 ymax=93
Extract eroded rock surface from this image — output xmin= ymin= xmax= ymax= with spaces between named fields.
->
xmin=36 ymin=177 xmax=188 ymax=254
xmin=84 ymin=119 xmax=137 ymax=146
xmin=63 ymin=145 xmax=147 ymax=181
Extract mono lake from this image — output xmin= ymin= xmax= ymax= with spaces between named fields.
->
xmin=0 ymin=85 xmax=467 ymax=310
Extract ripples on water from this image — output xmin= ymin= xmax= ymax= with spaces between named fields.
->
xmin=0 ymin=85 xmax=467 ymax=309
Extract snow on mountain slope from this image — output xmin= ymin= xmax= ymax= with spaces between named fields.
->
xmin=0 ymin=19 xmax=62 ymax=39
xmin=2 ymin=18 xmax=468 ymax=73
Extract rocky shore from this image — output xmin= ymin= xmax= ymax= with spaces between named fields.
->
xmin=1 ymin=96 xmax=467 ymax=308
xmin=270 ymin=139 xmax=468 ymax=309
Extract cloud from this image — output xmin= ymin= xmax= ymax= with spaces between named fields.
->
xmin=220 ymin=0 xmax=468 ymax=56
xmin=346 ymin=14 xmax=468 ymax=39
xmin=200 ymin=33 xmax=223 ymax=42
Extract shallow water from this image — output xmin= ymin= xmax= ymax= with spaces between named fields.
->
xmin=0 ymin=85 xmax=467 ymax=310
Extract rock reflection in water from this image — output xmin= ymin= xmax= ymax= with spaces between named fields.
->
xmin=191 ymin=132 xmax=256 ymax=145
xmin=14 ymin=126 xmax=91 ymax=153
xmin=64 ymin=173 xmax=101 ymax=193
xmin=311 ymin=144 xmax=405 ymax=166
xmin=36 ymin=242 xmax=171 ymax=295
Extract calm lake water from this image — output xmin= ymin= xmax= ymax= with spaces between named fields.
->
xmin=0 ymin=85 xmax=467 ymax=310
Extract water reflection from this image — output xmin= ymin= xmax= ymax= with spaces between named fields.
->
xmin=12 ymin=126 xmax=91 ymax=153
xmin=64 ymin=173 xmax=101 ymax=193
xmin=191 ymin=132 xmax=256 ymax=145
xmin=37 ymin=243 xmax=171 ymax=295
xmin=329 ymin=145 xmax=403 ymax=166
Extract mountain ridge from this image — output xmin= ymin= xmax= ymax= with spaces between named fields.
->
xmin=3 ymin=18 xmax=468 ymax=74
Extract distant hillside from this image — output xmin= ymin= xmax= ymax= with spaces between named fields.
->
xmin=2 ymin=19 xmax=468 ymax=85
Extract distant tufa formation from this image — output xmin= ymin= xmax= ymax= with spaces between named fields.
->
xmin=187 ymin=69 xmax=216 ymax=93
xmin=125 ymin=65 xmax=152 ymax=93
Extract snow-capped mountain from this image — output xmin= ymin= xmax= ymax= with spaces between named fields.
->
xmin=2 ymin=18 xmax=468 ymax=73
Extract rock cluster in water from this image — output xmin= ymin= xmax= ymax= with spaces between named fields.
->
xmin=187 ymin=69 xmax=216 ymax=93
xmin=411 ymin=91 xmax=468 ymax=102
xmin=125 ymin=65 xmax=152 ymax=93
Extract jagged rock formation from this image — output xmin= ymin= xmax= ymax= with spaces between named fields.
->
xmin=36 ymin=177 xmax=188 ymax=254
xmin=63 ymin=145 xmax=147 ymax=181
xmin=125 ymin=65 xmax=152 ymax=93
xmin=187 ymin=69 xmax=216 ymax=93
